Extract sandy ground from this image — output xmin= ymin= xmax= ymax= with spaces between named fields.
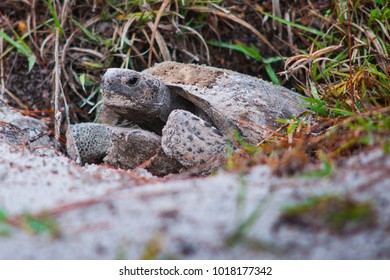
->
xmin=0 ymin=105 xmax=389 ymax=259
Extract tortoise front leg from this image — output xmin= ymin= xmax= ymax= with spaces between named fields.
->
xmin=67 ymin=122 xmax=182 ymax=175
xmin=162 ymin=109 xmax=228 ymax=173
xmin=104 ymin=126 xmax=182 ymax=176
xmin=67 ymin=123 xmax=112 ymax=164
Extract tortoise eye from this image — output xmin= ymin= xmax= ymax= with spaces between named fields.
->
xmin=126 ymin=76 xmax=139 ymax=87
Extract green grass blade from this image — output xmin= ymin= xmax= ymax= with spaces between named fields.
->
xmin=208 ymin=40 xmax=282 ymax=84
xmin=300 ymin=96 xmax=329 ymax=117
xmin=0 ymin=29 xmax=36 ymax=71
xmin=72 ymin=19 xmax=109 ymax=47
xmin=329 ymin=108 xmax=354 ymax=116
xmin=28 ymin=56 xmax=37 ymax=71
xmin=0 ymin=30 xmax=28 ymax=54
xmin=258 ymin=11 xmax=335 ymax=41
xmin=46 ymin=0 xmax=63 ymax=36
xmin=208 ymin=40 xmax=261 ymax=60
xmin=264 ymin=64 xmax=280 ymax=85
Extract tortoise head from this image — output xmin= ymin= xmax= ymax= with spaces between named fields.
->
xmin=101 ymin=68 xmax=171 ymax=121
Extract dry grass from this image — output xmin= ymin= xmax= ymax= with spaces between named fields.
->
xmin=0 ymin=0 xmax=389 ymax=172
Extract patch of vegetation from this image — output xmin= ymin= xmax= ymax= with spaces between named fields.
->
xmin=223 ymin=0 xmax=390 ymax=176
xmin=225 ymin=130 xmax=266 ymax=173
xmin=279 ymin=194 xmax=377 ymax=234
xmin=0 ymin=0 xmax=388 ymax=171
xmin=0 ymin=208 xmax=59 ymax=238
xmin=140 ymin=232 xmax=164 ymax=260
xmin=0 ymin=208 xmax=12 ymax=236
xmin=21 ymin=212 xmax=60 ymax=238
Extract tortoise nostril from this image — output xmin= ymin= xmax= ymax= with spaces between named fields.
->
xmin=126 ymin=76 xmax=139 ymax=87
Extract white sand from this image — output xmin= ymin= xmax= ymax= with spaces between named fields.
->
xmin=0 ymin=107 xmax=389 ymax=259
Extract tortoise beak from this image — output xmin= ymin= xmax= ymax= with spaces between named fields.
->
xmin=101 ymin=68 xmax=120 ymax=95
xmin=101 ymin=68 xmax=141 ymax=96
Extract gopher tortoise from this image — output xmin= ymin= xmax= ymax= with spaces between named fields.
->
xmin=67 ymin=61 xmax=304 ymax=175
